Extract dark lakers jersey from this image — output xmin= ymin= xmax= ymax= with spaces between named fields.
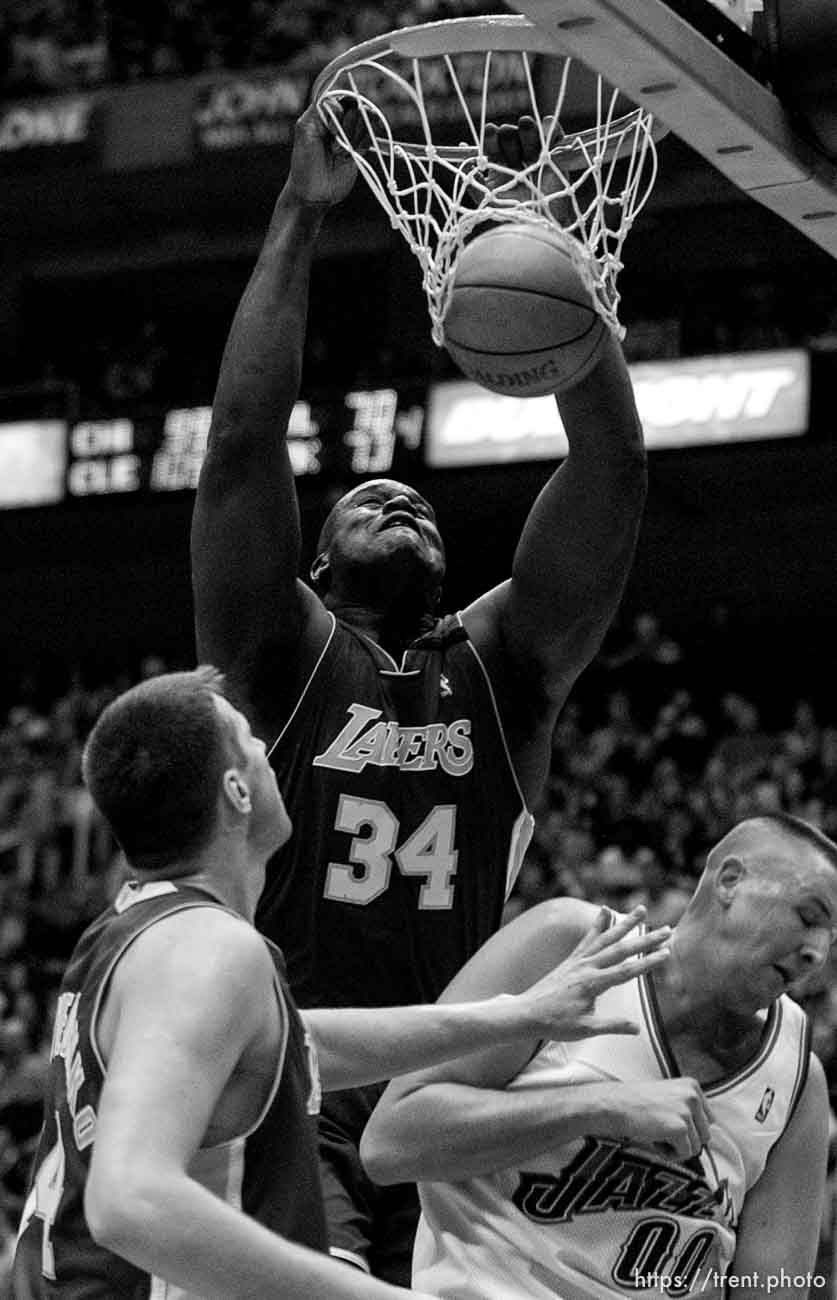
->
xmin=13 ymin=880 xmax=326 ymax=1300
xmin=257 ymin=613 xmax=533 ymax=1010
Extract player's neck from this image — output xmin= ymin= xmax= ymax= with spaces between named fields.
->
xmin=328 ymin=597 xmax=437 ymax=655
xmin=168 ymin=842 xmax=266 ymax=924
xmin=651 ymin=937 xmax=762 ymax=1059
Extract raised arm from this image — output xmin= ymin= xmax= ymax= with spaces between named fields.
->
xmin=507 ymin=333 xmax=646 ymax=693
xmin=463 ymin=333 xmax=646 ymax=792
xmin=454 ymin=289 xmax=644 ymax=808
xmin=190 ymin=106 xmax=356 ymax=730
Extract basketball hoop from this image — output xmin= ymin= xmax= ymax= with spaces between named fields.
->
xmin=311 ymin=15 xmax=663 ymax=344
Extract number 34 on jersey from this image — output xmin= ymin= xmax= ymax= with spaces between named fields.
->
xmin=324 ymin=797 xmax=458 ymax=910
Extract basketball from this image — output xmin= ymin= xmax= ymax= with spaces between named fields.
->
xmin=443 ymin=224 xmax=609 ymax=398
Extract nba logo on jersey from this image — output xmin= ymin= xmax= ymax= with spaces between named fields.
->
xmin=755 ymin=1086 xmax=775 ymax=1123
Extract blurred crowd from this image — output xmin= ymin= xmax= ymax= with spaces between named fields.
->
xmin=1 ymin=611 xmax=837 ymax=1284
xmin=0 ymin=0 xmax=497 ymax=96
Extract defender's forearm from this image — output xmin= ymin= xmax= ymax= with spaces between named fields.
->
xmin=305 ymin=997 xmax=536 ymax=1092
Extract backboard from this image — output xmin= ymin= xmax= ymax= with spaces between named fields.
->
xmin=506 ymin=0 xmax=837 ymax=259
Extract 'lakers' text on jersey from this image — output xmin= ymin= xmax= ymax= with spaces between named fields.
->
xmin=258 ymin=613 xmax=533 ymax=1010
xmin=413 ymin=940 xmax=811 ymax=1300
xmin=13 ymin=881 xmax=325 ymax=1300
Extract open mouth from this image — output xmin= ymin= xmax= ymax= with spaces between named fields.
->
xmin=380 ymin=513 xmax=420 ymax=533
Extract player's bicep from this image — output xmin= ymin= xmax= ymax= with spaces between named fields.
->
xmin=730 ymin=1056 xmax=829 ymax=1293
xmin=463 ymin=579 xmax=579 ymax=754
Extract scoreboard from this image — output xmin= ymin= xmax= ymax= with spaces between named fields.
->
xmin=0 ymin=387 xmax=426 ymax=510
xmin=66 ymin=389 xmax=426 ymax=500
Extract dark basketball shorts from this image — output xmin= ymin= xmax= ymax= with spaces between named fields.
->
xmin=318 ymin=1083 xmax=421 ymax=1286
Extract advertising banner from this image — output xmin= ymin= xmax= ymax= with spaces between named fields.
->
xmin=0 ymin=93 xmax=100 ymax=165
xmin=192 ymin=70 xmax=309 ymax=152
xmin=425 ymin=350 xmax=810 ymax=467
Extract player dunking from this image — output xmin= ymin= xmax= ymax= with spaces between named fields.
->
xmin=191 ymin=104 xmax=647 ymax=1282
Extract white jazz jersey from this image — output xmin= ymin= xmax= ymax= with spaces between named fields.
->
xmin=413 ymin=955 xmax=811 ymax=1300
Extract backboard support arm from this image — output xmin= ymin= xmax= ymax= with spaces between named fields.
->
xmin=510 ymin=0 xmax=837 ymax=257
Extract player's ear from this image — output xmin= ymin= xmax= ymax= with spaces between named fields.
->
xmin=223 ymin=770 xmax=252 ymax=814
xmin=716 ymin=854 xmax=745 ymax=903
xmin=310 ymin=552 xmax=330 ymax=592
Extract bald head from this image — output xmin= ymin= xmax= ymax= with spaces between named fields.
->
xmin=687 ymin=813 xmax=837 ymax=919
xmin=707 ymin=814 xmax=837 ymax=875
xmin=665 ymin=812 xmax=837 ymax=1013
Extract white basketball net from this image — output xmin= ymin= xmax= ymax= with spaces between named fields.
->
xmin=312 ymin=15 xmax=661 ymax=345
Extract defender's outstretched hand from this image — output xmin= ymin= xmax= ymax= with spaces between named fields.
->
xmin=285 ymin=102 xmax=361 ymax=209
xmin=519 ymin=907 xmax=670 ymax=1040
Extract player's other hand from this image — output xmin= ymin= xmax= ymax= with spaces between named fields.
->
xmin=600 ymin=1076 xmax=712 ymax=1161
xmin=284 ymin=103 xmax=361 ymax=209
xmin=483 ymin=114 xmax=558 ymax=169
xmin=481 ymin=115 xmax=571 ymax=220
xmin=520 ymin=907 xmax=671 ymax=1041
